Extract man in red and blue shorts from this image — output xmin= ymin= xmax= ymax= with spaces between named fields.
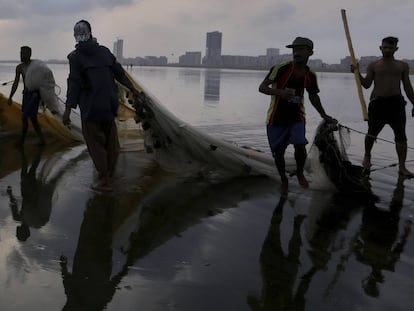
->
xmin=259 ymin=37 xmax=336 ymax=193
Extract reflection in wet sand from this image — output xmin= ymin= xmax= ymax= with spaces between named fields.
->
xmin=248 ymin=173 xmax=413 ymax=310
xmin=1 ymin=130 xmax=414 ymax=310
xmin=8 ymin=145 xmax=48 ymax=241
xmin=248 ymin=194 xmax=308 ymax=310
xmin=58 ymin=171 xmax=277 ymax=310
xmin=60 ymin=195 xmax=126 ymax=311
xmin=117 ymin=176 xmax=275 ymax=263
xmin=1 ymin=134 xmax=85 ymax=242
xmin=355 ymin=176 xmax=411 ymax=297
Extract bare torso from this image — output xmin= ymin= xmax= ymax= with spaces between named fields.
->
xmin=370 ymin=58 xmax=406 ymax=98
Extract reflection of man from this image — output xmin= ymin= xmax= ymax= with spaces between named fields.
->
xmin=355 ymin=175 xmax=411 ymax=297
xmin=60 ymin=195 xmax=128 ymax=310
xmin=7 ymin=146 xmax=50 ymax=241
xmin=247 ymin=195 xmax=309 ymax=310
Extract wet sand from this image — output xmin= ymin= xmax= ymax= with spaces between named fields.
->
xmin=1 ymin=132 xmax=414 ymax=311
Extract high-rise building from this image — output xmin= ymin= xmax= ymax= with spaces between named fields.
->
xmin=113 ymin=38 xmax=124 ymax=61
xmin=179 ymin=51 xmax=202 ymax=66
xmin=266 ymin=48 xmax=280 ymax=57
xmin=203 ymin=31 xmax=222 ymax=66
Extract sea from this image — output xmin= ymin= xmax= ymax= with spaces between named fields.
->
xmin=0 ymin=63 xmax=414 ymax=311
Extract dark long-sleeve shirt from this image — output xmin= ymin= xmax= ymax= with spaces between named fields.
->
xmin=66 ymin=40 xmax=135 ymax=122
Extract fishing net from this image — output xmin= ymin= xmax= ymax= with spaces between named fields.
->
xmin=125 ymin=72 xmax=371 ymax=194
xmin=311 ymin=121 xmax=371 ymax=194
xmin=25 ymin=60 xmax=62 ymax=114
xmin=128 ymin=79 xmax=278 ymax=179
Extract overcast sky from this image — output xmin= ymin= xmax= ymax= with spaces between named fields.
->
xmin=1 ymin=0 xmax=414 ymax=64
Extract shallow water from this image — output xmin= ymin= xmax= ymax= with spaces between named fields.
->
xmin=0 ymin=65 xmax=414 ymax=310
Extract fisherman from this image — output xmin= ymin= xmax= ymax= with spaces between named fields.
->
xmin=352 ymin=36 xmax=414 ymax=177
xmin=8 ymin=46 xmax=45 ymax=145
xmin=62 ymin=20 xmax=139 ymax=192
xmin=259 ymin=37 xmax=336 ymax=194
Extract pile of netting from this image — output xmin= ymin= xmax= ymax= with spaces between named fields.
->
xmin=129 ymin=81 xmax=278 ymax=179
xmin=311 ymin=120 xmax=371 ymax=194
xmin=25 ymin=59 xmax=62 ymax=114
xmin=126 ymin=73 xmax=372 ymax=194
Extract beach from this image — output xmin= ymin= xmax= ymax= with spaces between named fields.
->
xmin=0 ymin=65 xmax=414 ymax=310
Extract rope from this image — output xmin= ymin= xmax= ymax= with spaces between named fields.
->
xmin=338 ymin=123 xmax=414 ymax=150
xmin=336 ymin=123 xmax=414 ymax=173
xmin=55 ymin=85 xmax=81 ymax=117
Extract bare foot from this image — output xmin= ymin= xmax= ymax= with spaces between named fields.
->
xmin=362 ymin=154 xmax=371 ymax=169
xmin=90 ymin=183 xmax=113 ymax=192
xmin=399 ymin=167 xmax=414 ymax=178
xmin=297 ymin=174 xmax=309 ymax=189
xmin=90 ymin=178 xmax=113 ymax=192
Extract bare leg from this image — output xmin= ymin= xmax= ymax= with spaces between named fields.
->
xmin=294 ymin=144 xmax=309 ymax=188
xmin=396 ymin=142 xmax=414 ymax=177
xmin=363 ymin=134 xmax=375 ymax=171
xmin=30 ymin=116 xmax=45 ymax=145
xmin=274 ymin=156 xmax=288 ymax=194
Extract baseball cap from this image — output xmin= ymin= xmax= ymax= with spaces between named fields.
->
xmin=286 ymin=37 xmax=313 ymax=49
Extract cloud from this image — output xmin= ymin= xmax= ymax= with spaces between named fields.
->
xmin=1 ymin=0 xmax=414 ymax=64
xmin=0 ymin=0 xmax=136 ymax=19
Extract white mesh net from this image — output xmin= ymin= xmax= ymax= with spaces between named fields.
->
xmin=25 ymin=60 xmax=61 ymax=114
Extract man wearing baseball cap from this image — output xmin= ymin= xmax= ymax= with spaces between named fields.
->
xmin=259 ymin=36 xmax=336 ymax=194
xmin=285 ymin=37 xmax=314 ymax=49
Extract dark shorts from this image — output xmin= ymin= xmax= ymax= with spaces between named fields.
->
xmin=267 ymin=121 xmax=308 ymax=157
xmin=22 ymin=90 xmax=40 ymax=118
xmin=368 ymin=95 xmax=407 ymax=142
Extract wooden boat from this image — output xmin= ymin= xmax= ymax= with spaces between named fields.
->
xmin=0 ymin=78 xmax=144 ymax=151
xmin=0 ymin=94 xmax=82 ymax=142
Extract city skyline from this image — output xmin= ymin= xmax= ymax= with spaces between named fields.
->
xmin=117 ymin=31 xmax=393 ymax=71
xmin=2 ymin=2 xmax=414 ymax=66
xmin=3 ymin=31 xmax=413 ymax=72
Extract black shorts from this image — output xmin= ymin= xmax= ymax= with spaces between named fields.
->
xmin=367 ymin=95 xmax=407 ymax=142
xmin=22 ymin=89 xmax=40 ymax=118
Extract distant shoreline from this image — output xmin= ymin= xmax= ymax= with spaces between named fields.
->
xmin=0 ymin=59 xmax=358 ymax=74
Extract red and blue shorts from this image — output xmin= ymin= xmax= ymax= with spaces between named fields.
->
xmin=267 ymin=121 xmax=308 ymax=157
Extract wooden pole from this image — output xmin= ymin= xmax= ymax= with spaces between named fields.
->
xmin=341 ymin=9 xmax=368 ymax=121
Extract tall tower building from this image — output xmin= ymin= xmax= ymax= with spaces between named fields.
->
xmin=203 ymin=31 xmax=222 ymax=66
xmin=113 ymin=38 xmax=124 ymax=61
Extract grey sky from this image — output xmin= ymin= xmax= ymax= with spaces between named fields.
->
xmin=1 ymin=0 xmax=414 ymax=64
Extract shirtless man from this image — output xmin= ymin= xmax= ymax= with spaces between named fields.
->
xmin=353 ymin=36 xmax=414 ymax=177
xmin=8 ymin=46 xmax=45 ymax=145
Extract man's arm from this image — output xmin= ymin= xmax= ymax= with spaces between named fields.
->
xmin=351 ymin=62 xmax=374 ymax=89
xmin=401 ymin=62 xmax=414 ymax=106
xmin=63 ymin=56 xmax=81 ymax=126
xmin=8 ymin=65 xmax=22 ymax=105
xmin=259 ymin=77 xmax=294 ymax=100
xmin=112 ymin=61 xmax=139 ymax=97
xmin=309 ymin=93 xmax=336 ymax=122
